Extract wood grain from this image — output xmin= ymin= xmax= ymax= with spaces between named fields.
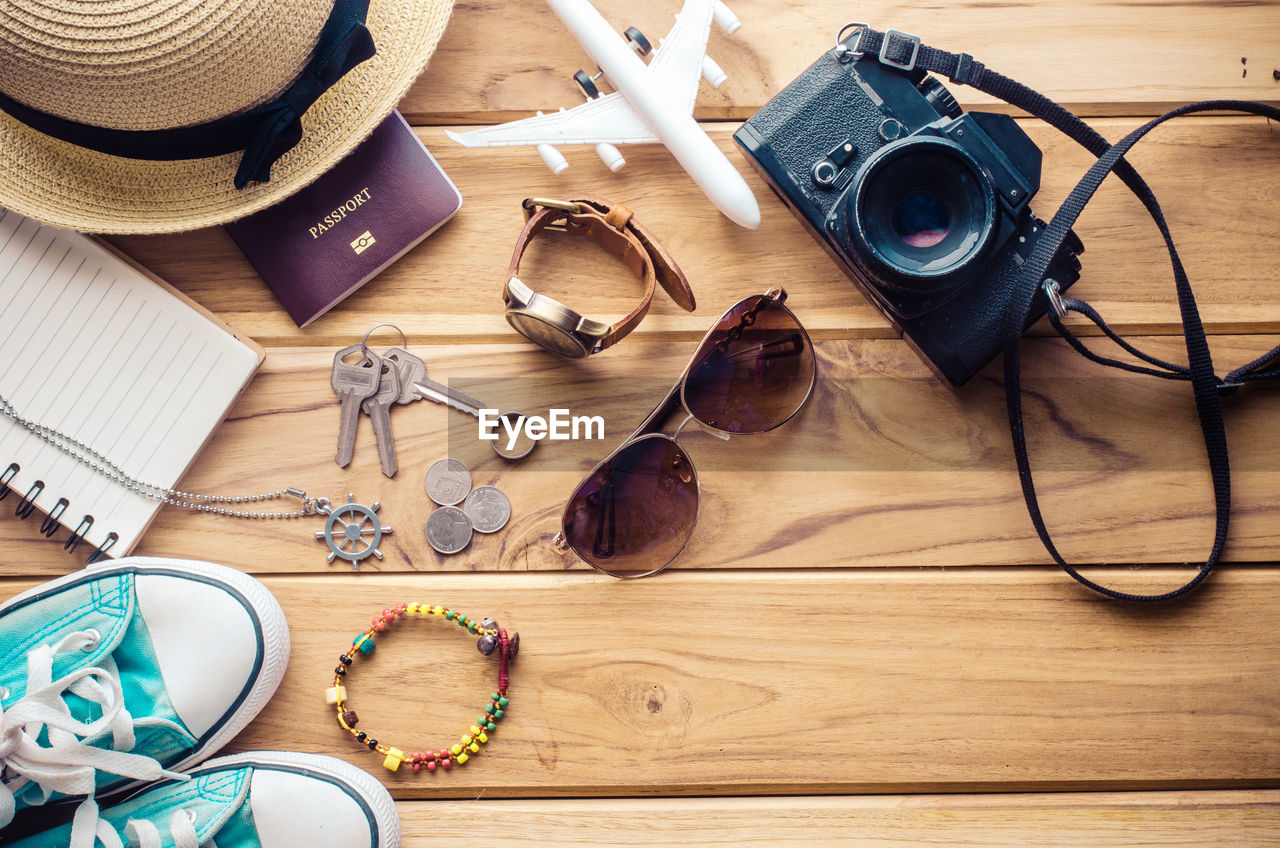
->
xmin=408 ymin=0 xmax=1280 ymax=121
xmin=3 ymin=4 xmax=1278 ymax=837
xmin=107 ymin=117 xmax=1280 ymax=348
xmin=146 ymin=569 xmax=1280 ymax=796
xmin=3 ymin=335 xmax=1276 ymax=579
xmin=5 ymin=568 xmax=1275 ymax=798
xmin=395 ymin=792 xmax=1280 ymax=847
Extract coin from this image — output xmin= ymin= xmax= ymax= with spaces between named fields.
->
xmin=425 ymin=506 xmax=472 ymax=554
xmin=424 ymin=458 xmax=472 ymax=506
xmin=491 ymin=411 xmax=537 ymax=460
xmin=463 ymin=485 xmax=511 ymax=534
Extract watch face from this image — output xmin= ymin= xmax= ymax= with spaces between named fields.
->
xmin=507 ymin=310 xmax=590 ymax=358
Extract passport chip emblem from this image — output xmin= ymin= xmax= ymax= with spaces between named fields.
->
xmin=351 ymin=231 xmax=377 ymax=254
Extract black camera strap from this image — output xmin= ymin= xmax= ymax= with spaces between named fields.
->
xmin=851 ymin=27 xmax=1280 ymax=601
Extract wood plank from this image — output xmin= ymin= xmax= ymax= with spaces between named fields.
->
xmin=5 ymin=569 xmax=1275 ymax=797
xmin=107 ymin=117 xmax=1280 ymax=347
xmin=111 ymin=568 xmax=1280 ymax=796
xmin=397 ymin=791 xmax=1280 ymax=846
xmin=3 ymin=335 xmax=1277 ymax=579
xmin=408 ymin=0 xmax=1280 ymax=121
xmin=5 ymin=2 xmax=1278 ymax=834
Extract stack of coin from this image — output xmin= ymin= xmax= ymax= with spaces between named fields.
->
xmin=424 ymin=458 xmax=512 ymax=555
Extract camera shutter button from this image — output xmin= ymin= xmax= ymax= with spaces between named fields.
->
xmin=811 ymin=159 xmax=839 ymax=188
xmin=877 ymin=118 xmax=906 ymax=142
xmin=811 ymin=139 xmax=860 ymax=189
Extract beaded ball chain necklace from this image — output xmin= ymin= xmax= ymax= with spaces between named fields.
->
xmin=326 ymin=602 xmax=519 ymax=773
xmin=0 ymin=392 xmax=391 ymax=568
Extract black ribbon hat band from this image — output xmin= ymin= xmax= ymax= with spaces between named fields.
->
xmin=0 ymin=0 xmax=375 ymax=189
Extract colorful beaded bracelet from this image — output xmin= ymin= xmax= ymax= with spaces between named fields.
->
xmin=325 ymin=602 xmax=519 ymax=773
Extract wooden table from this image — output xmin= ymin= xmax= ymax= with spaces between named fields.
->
xmin=4 ymin=1 xmax=1279 ymax=843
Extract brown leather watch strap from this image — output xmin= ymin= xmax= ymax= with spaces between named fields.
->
xmin=507 ymin=195 xmax=695 ymax=351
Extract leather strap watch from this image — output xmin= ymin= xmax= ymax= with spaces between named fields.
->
xmin=503 ymin=195 xmax=696 ymax=358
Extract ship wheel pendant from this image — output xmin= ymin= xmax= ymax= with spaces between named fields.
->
xmin=314 ymin=493 xmax=393 ymax=570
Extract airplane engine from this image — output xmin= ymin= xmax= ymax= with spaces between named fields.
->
xmin=701 ymin=55 xmax=727 ymax=88
xmin=595 ymin=143 xmax=626 ymax=172
xmin=712 ymin=1 xmax=740 ymax=35
xmin=537 ymin=143 xmax=569 ymax=175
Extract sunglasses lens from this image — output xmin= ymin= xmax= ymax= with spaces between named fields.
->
xmin=561 ymin=436 xmax=699 ymax=578
xmin=684 ymin=295 xmax=815 ymax=434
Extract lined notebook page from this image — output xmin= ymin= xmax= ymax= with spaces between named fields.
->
xmin=0 ymin=209 xmax=261 ymax=556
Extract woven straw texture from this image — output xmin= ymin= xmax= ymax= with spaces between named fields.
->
xmin=0 ymin=0 xmax=454 ymax=234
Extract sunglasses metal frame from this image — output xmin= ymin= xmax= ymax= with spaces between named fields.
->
xmin=553 ymin=287 xmax=816 ymax=578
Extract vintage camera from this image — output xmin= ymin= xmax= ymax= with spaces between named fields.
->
xmin=735 ymin=30 xmax=1084 ymax=385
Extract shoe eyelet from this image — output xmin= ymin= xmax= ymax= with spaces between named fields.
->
xmin=80 ymin=628 xmax=102 ymax=652
xmin=184 ymin=809 xmax=198 ymax=824
xmin=0 ymin=686 xmax=9 ymax=699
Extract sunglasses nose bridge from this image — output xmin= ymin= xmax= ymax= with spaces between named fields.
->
xmin=672 ymin=412 xmax=732 ymax=444
xmin=671 ymin=413 xmax=697 ymax=443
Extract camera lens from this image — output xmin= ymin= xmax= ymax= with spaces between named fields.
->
xmin=849 ymin=138 xmax=996 ymax=288
xmin=891 ymin=189 xmax=950 ymax=248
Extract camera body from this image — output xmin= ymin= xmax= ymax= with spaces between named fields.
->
xmin=734 ymin=34 xmax=1084 ymax=385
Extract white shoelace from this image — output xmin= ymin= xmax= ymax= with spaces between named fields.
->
xmin=77 ymin=806 xmax=214 ymax=848
xmin=0 ymin=630 xmax=187 ymax=847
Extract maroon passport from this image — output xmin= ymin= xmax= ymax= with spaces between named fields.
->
xmin=225 ymin=111 xmax=462 ymax=327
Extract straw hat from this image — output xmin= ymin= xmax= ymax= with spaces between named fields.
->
xmin=0 ymin=0 xmax=453 ymax=234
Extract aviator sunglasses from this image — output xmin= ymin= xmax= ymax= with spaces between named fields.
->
xmin=553 ymin=288 xmax=816 ymax=578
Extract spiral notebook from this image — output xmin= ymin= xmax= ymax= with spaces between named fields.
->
xmin=0 ymin=209 xmax=264 ymax=559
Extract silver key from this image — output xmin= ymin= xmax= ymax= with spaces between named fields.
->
xmin=391 ymin=355 xmax=537 ymax=460
xmin=414 ymin=383 xmax=536 ymax=460
xmin=385 ymin=345 xmax=485 ymax=415
xmin=383 ymin=347 xmax=428 ymax=406
xmin=362 ymin=358 xmax=401 ymax=478
xmin=332 ymin=345 xmax=381 ymax=468
xmin=408 ymin=377 xmax=487 ymax=418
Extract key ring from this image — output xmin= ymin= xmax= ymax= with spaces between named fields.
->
xmin=361 ymin=322 xmax=409 ymax=355
xmin=355 ymin=323 xmax=536 ymax=461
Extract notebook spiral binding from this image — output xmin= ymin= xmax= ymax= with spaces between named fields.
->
xmin=0 ymin=462 xmax=16 ymax=500
xmin=41 ymin=498 xmax=69 ymax=537
xmin=2 ymin=460 xmax=118 ymax=564
xmin=65 ymin=514 xmax=93 ymax=554
xmin=15 ymin=479 xmax=44 ymax=519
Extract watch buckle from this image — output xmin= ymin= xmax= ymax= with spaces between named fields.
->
xmin=522 ymin=197 xmax=584 ymax=229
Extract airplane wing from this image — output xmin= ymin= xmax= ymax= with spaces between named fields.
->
xmin=445 ymin=92 xmax=658 ymax=147
xmin=646 ymin=0 xmax=717 ymax=115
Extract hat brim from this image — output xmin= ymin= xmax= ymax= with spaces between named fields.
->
xmin=0 ymin=0 xmax=453 ymax=235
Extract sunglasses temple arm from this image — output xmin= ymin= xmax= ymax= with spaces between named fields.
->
xmin=593 ymin=474 xmax=617 ymax=557
xmin=723 ymin=333 xmax=807 ymax=364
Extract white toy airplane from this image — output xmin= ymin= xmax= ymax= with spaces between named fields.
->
xmin=446 ymin=0 xmax=762 ymax=229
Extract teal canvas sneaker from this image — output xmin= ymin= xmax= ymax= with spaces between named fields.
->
xmin=5 ymin=751 xmax=400 ymax=848
xmin=0 ymin=557 xmax=290 ymax=836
